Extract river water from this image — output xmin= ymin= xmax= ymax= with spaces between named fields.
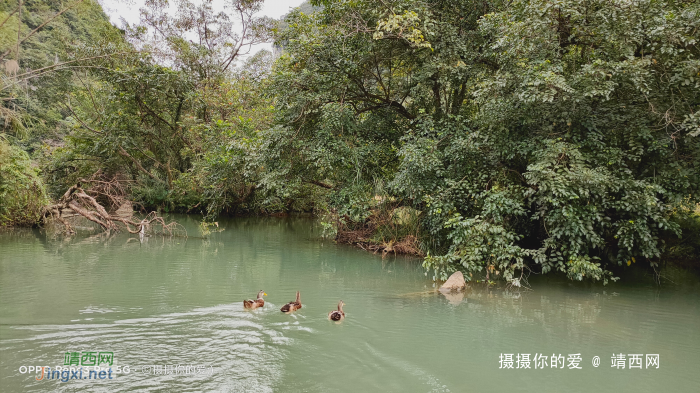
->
xmin=0 ymin=216 xmax=699 ymax=392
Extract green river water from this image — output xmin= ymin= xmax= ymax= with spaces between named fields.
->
xmin=1 ymin=216 xmax=699 ymax=392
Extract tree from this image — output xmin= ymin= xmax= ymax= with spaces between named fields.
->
xmin=267 ymin=0 xmax=700 ymax=283
xmin=44 ymin=0 xmax=278 ymax=214
xmin=127 ymin=0 xmax=275 ymax=84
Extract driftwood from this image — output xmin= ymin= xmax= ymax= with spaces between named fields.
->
xmin=43 ymin=181 xmax=183 ymax=236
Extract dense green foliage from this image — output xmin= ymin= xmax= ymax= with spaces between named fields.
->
xmin=267 ymin=0 xmax=700 ymax=284
xmin=1 ymin=0 xmax=698 ymax=283
xmin=1 ymin=0 xmax=119 ymax=140
xmin=1 ymin=0 xmax=117 ymax=225
xmin=0 ymin=139 xmax=48 ymax=225
xmin=6 ymin=0 xmax=284 ymax=218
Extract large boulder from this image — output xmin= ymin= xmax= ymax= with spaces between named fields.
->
xmin=439 ymin=271 xmax=466 ymax=292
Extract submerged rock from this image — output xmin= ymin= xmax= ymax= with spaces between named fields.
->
xmin=439 ymin=271 xmax=466 ymax=292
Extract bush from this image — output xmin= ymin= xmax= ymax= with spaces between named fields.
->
xmin=0 ymin=140 xmax=49 ymax=226
xmin=666 ymin=207 xmax=700 ymax=265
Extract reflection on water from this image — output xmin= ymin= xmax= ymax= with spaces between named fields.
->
xmin=1 ymin=217 xmax=699 ymax=392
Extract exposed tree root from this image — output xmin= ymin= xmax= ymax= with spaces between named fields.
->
xmin=42 ymin=180 xmax=185 ymax=237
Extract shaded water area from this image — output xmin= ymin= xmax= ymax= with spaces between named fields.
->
xmin=1 ymin=216 xmax=699 ymax=392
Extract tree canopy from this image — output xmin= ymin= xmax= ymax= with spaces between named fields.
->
xmin=266 ymin=0 xmax=700 ymax=284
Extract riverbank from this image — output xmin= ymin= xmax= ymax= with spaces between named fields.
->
xmin=3 ymin=203 xmax=700 ymax=285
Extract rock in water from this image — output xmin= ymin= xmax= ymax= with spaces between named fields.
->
xmin=440 ymin=271 xmax=466 ymax=292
